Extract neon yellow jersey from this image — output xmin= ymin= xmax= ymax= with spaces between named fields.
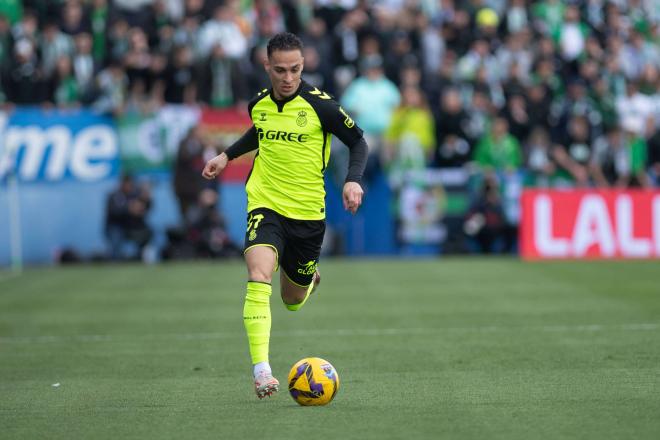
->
xmin=245 ymin=81 xmax=363 ymax=220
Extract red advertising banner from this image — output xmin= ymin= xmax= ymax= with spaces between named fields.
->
xmin=200 ymin=107 xmax=254 ymax=182
xmin=520 ymin=189 xmax=660 ymax=259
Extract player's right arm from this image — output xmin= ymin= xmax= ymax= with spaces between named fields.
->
xmin=202 ymin=125 xmax=259 ymax=179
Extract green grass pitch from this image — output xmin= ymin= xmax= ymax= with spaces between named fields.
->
xmin=1 ymin=258 xmax=660 ymax=439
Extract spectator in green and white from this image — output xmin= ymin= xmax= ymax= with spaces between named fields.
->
xmin=11 ymin=9 xmax=38 ymax=46
xmin=554 ymin=4 xmax=590 ymax=62
xmin=463 ymin=89 xmax=493 ymax=149
xmin=549 ymin=78 xmax=601 ymax=141
xmin=496 ymin=32 xmax=533 ymax=85
xmin=616 ymin=81 xmax=656 ymax=137
xmin=108 ymin=18 xmax=129 ymax=62
xmin=90 ymin=0 xmax=109 ymax=64
xmin=173 ymin=15 xmax=199 ymax=50
xmin=456 ymin=39 xmax=498 ymax=84
xmin=583 ymin=0 xmax=606 ymax=31
xmin=524 ymin=126 xmax=556 ymax=188
xmin=601 ymin=40 xmax=627 ymax=97
xmin=473 ymin=117 xmax=525 ymax=227
xmin=40 ymin=21 xmax=73 ymax=77
xmin=473 ymin=117 xmax=522 ymax=173
xmin=532 ymin=0 xmax=565 ymax=38
xmin=590 ymin=124 xmax=650 ymax=188
xmin=72 ymin=33 xmax=96 ymax=100
xmin=621 ymin=31 xmax=660 ymax=81
xmin=417 ymin=11 xmax=444 ymax=78
xmin=196 ymin=43 xmax=247 ymax=108
xmin=50 ymin=55 xmax=80 ymax=107
xmin=591 ymin=77 xmax=618 ymax=130
xmin=531 ymin=41 xmax=563 ymax=96
xmin=502 ymin=0 xmax=529 ymax=35
xmin=92 ymin=60 xmax=128 ymax=115
xmin=196 ymin=4 xmax=247 ymax=60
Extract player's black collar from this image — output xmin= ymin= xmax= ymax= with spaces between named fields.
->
xmin=269 ymin=81 xmax=304 ymax=112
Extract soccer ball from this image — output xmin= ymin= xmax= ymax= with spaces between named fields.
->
xmin=287 ymin=357 xmax=340 ymax=406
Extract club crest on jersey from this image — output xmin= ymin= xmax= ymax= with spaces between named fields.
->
xmin=259 ymin=112 xmax=267 ymax=121
xmin=296 ymin=110 xmax=307 ymax=127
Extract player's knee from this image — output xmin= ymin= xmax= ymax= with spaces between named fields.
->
xmin=248 ymin=267 xmax=272 ymax=284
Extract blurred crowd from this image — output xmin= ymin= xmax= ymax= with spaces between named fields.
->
xmin=3 ymin=0 xmax=660 ymax=257
xmin=3 ymin=0 xmax=659 ymax=189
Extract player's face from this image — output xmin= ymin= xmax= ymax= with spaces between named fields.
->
xmin=265 ymin=49 xmax=304 ymax=100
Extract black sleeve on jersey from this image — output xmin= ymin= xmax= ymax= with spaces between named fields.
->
xmin=224 ymin=90 xmax=269 ymax=159
xmin=345 ymin=137 xmax=368 ymax=185
xmin=311 ymin=97 xmax=364 ymax=148
xmin=224 ymin=125 xmax=258 ymax=160
xmin=304 ymin=89 xmax=368 ymax=185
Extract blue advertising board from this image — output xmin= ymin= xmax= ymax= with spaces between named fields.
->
xmin=0 ymin=109 xmax=122 ymax=265
xmin=0 ymin=108 xmax=119 ymax=183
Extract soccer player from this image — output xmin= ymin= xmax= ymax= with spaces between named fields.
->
xmin=202 ymin=32 xmax=368 ymax=399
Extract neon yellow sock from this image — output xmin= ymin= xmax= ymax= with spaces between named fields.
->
xmin=285 ymin=280 xmax=315 ymax=312
xmin=243 ymin=281 xmax=272 ymax=364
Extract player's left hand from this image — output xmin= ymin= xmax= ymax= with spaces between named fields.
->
xmin=342 ymin=181 xmax=363 ymax=214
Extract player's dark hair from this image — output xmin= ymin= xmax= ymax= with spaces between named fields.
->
xmin=267 ymin=32 xmax=304 ymax=58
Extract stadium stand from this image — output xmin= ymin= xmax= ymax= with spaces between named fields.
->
xmin=0 ymin=0 xmax=659 ymax=260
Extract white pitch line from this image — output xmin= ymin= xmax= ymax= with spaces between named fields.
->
xmin=1 ymin=323 xmax=659 ymax=345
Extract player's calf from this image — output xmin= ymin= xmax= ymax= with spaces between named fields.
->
xmin=282 ymin=270 xmax=320 ymax=312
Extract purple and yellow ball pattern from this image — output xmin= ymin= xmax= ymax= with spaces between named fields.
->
xmin=287 ymin=357 xmax=340 ymax=406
